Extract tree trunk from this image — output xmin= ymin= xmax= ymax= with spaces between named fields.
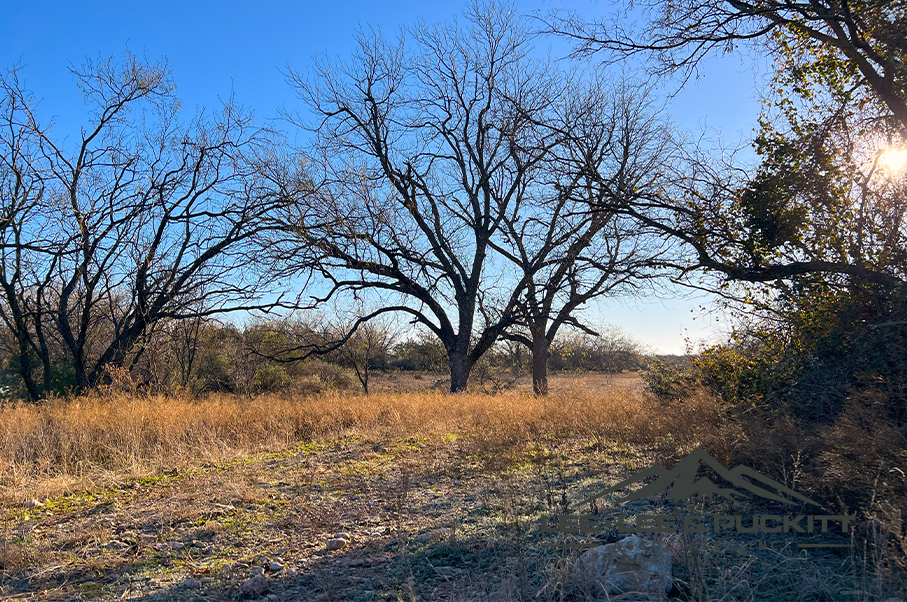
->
xmin=531 ymin=333 xmax=549 ymax=396
xmin=15 ymin=345 xmax=40 ymax=402
xmin=449 ymin=352 xmax=471 ymax=393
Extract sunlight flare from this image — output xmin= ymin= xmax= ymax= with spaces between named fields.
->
xmin=879 ymin=147 xmax=907 ymax=173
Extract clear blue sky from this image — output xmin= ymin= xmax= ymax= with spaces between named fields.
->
xmin=1 ymin=0 xmax=768 ymax=354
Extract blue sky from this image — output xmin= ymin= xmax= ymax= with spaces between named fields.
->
xmin=1 ymin=0 xmax=769 ymax=354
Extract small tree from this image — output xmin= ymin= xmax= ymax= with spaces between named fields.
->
xmin=328 ymin=318 xmax=395 ymax=395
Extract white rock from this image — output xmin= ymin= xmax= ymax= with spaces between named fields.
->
xmin=573 ymin=536 xmax=671 ymax=596
xmin=269 ymin=562 xmax=284 ymax=572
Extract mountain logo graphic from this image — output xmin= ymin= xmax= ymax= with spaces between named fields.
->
xmin=574 ymin=448 xmax=822 ymax=509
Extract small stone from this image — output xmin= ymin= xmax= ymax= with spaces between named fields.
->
xmin=434 ymin=566 xmax=462 ymax=576
xmin=267 ymin=595 xmax=279 ymax=601
xmin=325 ymin=538 xmax=347 ymax=551
xmin=24 ymin=498 xmax=43 ymax=508
xmin=269 ymin=562 xmax=284 ymax=572
xmin=415 ymin=528 xmax=449 ymax=542
xmin=192 ymin=540 xmax=207 ymax=548
xmin=240 ymin=575 xmax=269 ymax=596
xmin=169 ymin=541 xmax=185 ymax=550
xmin=182 ymin=578 xmax=201 ymax=589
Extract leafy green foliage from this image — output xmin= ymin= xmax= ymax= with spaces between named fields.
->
xmin=694 ymin=282 xmax=907 ymax=422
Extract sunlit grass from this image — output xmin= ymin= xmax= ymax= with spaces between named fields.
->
xmin=0 ymin=383 xmax=731 ymax=501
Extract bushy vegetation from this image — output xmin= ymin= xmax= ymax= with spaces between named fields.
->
xmin=0 ymin=318 xmax=646 ymax=399
xmin=549 ymin=328 xmax=643 ymax=373
xmin=639 ymin=282 xmax=907 ymax=588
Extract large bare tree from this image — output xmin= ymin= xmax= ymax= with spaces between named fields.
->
xmin=0 ymin=55 xmax=292 ymax=399
xmin=280 ymin=6 xmax=566 ymax=392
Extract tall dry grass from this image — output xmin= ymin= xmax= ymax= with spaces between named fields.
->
xmin=0 ymin=383 xmax=731 ymax=501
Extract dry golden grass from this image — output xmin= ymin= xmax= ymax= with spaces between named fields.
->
xmin=2 ymin=381 xmax=902 ymax=601
xmin=0 ymin=382 xmax=731 ymax=501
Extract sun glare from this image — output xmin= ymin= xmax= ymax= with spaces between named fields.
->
xmin=879 ymin=148 xmax=907 ymax=173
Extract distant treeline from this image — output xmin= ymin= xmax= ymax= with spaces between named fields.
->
xmin=0 ymin=317 xmax=649 ymax=399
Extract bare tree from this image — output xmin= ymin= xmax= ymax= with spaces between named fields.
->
xmin=328 ymin=317 xmax=395 ymax=395
xmin=0 ymin=55 xmax=293 ymax=399
xmin=280 ymin=5 xmax=567 ymax=392
xmin=493 ymin=79 xmax=672 ymax=394
xmin=0 ymin=67 xmax=59 ymax=399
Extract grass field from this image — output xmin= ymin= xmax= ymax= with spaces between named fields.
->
xmin=0 ymin=377 xmax=899 ymax=601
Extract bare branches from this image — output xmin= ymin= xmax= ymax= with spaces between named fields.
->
xmin=544 ymin=1 xmax=907 ymax=132
xmin=0 ymin=54 xmax=294 ymax=399
xmin=279 ymin=6 xmax=565 ymax=392
xmin=490 ymin=77 xmax=674 ymax=394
